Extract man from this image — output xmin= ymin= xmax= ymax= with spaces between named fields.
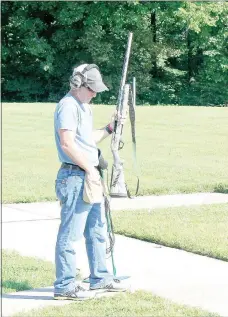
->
xmin=54 ymin=63 xmax=126 ymax=300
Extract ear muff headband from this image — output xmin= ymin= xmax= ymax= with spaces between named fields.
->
xmin=70 ymin=64 xmax=99 ymax=88
xmin=81 ymin=64 xmax=99 ymax=75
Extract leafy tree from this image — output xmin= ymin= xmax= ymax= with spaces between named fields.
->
xmin=1 ymin=1 xmax=227 ymax=105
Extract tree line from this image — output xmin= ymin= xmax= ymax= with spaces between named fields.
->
xmin=2 ymin=1 xmax=228 ymax=106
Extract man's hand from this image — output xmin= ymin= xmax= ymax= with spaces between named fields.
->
xmin=109 ymin=109 xmax=128 ymax=130
xmin=93 ymin=109 xmax=128 ymax=143
xmin=86 ymin=167 xmax=100 ymax=181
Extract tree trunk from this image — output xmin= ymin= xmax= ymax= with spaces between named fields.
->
xmin=151 ymin=11 xmax=157 ymax=77
xmin=187 ymin=30 xmax=193 ymax=84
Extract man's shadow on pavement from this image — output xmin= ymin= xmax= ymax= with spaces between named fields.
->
xmin=2 ymin=285 xmax=55 ymax=301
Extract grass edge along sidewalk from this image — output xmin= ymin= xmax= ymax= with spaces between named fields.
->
xmin=14 ymin=292 xmax=218 ymax=317
xmin=2 ymin=251 xmax=218 ymax=317
xmin=112 ymin=203 xmax=228 ymax=262
xmin=2 ymin=250 xmax=55 ymax=294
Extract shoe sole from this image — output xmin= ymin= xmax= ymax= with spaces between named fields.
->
xmin=54 ymin=296 xmax=94 ymax=301
xmin=90 ymin=288 xmax=127 ymax=293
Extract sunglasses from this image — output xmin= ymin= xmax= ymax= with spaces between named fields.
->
xmin=85 ymin=85 xmax=96 ymax=93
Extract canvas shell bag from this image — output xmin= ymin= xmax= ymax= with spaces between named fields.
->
xmin=83 ymin=170 xmax=103 ymax=204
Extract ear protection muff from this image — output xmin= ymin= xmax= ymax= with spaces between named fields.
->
xmin=70 ymin=64 xmax=99 ymax=88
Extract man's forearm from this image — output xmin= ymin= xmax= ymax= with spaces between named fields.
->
xmin=93 ymin=122 xmax=114 ymax=144
xmin=61 ymin=142 xmax=94 ymax=172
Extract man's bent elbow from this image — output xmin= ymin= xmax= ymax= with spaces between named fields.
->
xmin=61 ymin=142 xmax=72 ymax=153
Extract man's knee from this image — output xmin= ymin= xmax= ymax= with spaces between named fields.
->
xmin=84 ymin=225 xmax=107 ymax=243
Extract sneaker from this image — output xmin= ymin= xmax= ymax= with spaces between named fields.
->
xmin=54 ymin=285 xmax=95 ymax=301
xmin=90 ymin=278 xmax=127 ymax=292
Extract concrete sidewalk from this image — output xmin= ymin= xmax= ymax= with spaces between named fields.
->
xmin=2 ymin=285 xmax=125 ymax=316
xmin=3 ymin=192 xmax=228 ymax=223
xmin=2 ymin=193 xmax=228 ymax=316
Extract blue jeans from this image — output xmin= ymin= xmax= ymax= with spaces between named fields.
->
xmin=54 ymin=165 xmax=112 ymax=294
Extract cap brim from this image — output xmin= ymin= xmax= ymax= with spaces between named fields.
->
xmin=88 ymin=81 xmax=109 ymax=93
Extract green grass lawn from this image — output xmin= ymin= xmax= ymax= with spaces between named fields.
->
xmin=3 ymin=103 xmax=228 ymax=203
xmin=2 ymin=250 xmax=55 ymax=293
xmin=15 ymin=292 xmax=218 ymax=317
xmin=2 ymin=252 xmax=217 ymax=317
xmin=112 ymin=203 xmax=228 ymax=261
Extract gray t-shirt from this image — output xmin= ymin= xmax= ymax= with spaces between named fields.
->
xmin=54 ymin=93 xmax=98 ymax=166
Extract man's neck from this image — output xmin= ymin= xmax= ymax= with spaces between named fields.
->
xmin=69 ymin=89 xmax=82 ymax=103
xmin=69 ymin=90 xmax=91 ymax=114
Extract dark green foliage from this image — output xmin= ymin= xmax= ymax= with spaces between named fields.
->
xmin=1 ymin=1 xmax=228 ymax=105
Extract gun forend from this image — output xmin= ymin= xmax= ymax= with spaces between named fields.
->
xmin=111 ymin=84 xmax=130 ymax=152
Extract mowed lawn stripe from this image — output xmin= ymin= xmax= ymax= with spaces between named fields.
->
xmin=3 ymin=103 xmax=228 ymax=202
xmin=112 ymin=203 xmax=228 ymax=261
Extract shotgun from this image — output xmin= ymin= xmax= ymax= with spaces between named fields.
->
xmin=110 ymin=32 xmax=133 ymax=197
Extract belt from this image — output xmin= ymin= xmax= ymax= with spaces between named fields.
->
xmin=61 ymin=163 xmax=85 ymax=171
